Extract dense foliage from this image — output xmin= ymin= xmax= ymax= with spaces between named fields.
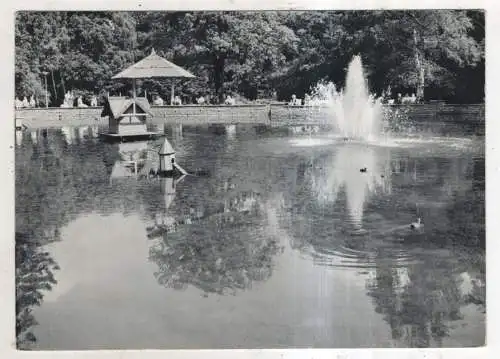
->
xmin=15 ymin=10 xmax=484 ymax=106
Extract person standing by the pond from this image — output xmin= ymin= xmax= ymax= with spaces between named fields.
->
xmin=63 ymin=91 xmax=74 ymax=107
xmin=197 ymin=96 xmax=206 ymax=105
xmin=224 ymin=94 xmax=235 ymax=105
xmin=77 ymin=96 xmax=88 ymax=107
xmin=15 ymin=97 xmax=23 ymax=109
xmin=173 ymin=96 xmax=182 ymax=106
xmin=153 ymin=95 xmax=164 ymax=106
xmin=304 ymin=94 xmax=311 ymax=106
xmin=289 ymin=94 xmax=302 ymax=106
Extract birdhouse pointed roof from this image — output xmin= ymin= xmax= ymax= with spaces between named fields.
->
xmin=112 ymin=48 xmax=195 ymax=79
xmin=101 ymin=96 xmax=153 ymax=118
xmin=159 ymin=138 xmax=175 ymax=155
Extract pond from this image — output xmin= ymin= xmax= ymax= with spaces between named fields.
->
xmin=15 ymin=123 xmax=485 ymax=349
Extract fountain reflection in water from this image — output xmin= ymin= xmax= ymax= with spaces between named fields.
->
xmin=309 ymin=145 xmax=391 ymax=233
xmin=310 ymin=55 xmax=384 ymax=141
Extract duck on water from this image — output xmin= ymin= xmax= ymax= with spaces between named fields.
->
xmin=410 ymin=217 xmax=423 ymax=230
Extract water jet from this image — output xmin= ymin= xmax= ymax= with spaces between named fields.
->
xmin=310 ymin=55 xmax=383 ymax=142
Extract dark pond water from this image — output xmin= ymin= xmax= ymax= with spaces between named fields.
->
xmin=15 ymin=123 xmax=485 ymax=350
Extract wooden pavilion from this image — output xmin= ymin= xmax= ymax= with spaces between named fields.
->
xmin=100 ymin=48 xmax=195 ymax=141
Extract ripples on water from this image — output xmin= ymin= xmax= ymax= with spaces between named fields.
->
xmin=15 ymin=123 xmax=485 ymax=349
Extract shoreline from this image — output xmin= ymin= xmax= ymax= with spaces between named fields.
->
xmin=14 ymin=103 xmax=485 ymax=130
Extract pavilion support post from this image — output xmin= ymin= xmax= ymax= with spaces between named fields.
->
xmin=171 ymin=82 xmax=175 ymax=105
xmin=133 ymin=78 xmax=137 ymax=117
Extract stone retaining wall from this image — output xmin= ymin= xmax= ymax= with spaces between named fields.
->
xmin=15 ymin=107 xmax=105 ymax=128
xmin=269 ymin=103 xmax=485 ymax=124
xmin=15 ymin=103 xmax=485 ymax=129
xmin=15 ymin=105 xmax=270 ymax=128
xmin=151 ymin=104 xmax=269 ymax=124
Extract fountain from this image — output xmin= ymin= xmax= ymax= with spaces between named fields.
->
xmin=297 ymin=56 xmax=387 ymax=231
xmin=310 ymin=55 xmax=384 ymax=141
xmin=287 ymin=55 xmax=477 ymax=234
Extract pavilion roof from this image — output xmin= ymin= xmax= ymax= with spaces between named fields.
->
xmin=112 ymin=49 xmax=195 ymax=80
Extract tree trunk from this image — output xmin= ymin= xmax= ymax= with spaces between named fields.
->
xmin=413 ymin=29 xmax=425 ymax=102
xmin=214 ymin=55 xmax=225 ymax=104
xmin=51 ymin=70 xmax=58 ymax=104
xmin=60 ymin=71 xmax=66 ymax=97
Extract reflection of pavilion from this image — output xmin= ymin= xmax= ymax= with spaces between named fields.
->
xmin=109 ymin=141 xmax=150 ymax=182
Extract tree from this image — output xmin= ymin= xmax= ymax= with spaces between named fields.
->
xmin=366 ymin=10 xmax=483 ymax=100
xmin=139 ymin=12 xmax=298 ymax=103
xmin=277 ymin=10 xmax=484 ymax=102
xmin=15 ymin=12 xmax=138 ymax=105
xmin=15 ymin=12 xmax=69 ymax=105
xmin=16 ymin=10 xmax=484 ymax=104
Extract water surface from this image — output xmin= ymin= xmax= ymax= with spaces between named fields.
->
xmin=15 ymin=123 xmax=485 ymax=349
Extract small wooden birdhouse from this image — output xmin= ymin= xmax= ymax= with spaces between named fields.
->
xmin=101 ymin=96 xmax=153 ymax=136
xmin=158 ymin=138 xmax=176 ymax=174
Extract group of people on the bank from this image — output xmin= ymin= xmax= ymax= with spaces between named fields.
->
xmin=60 ymin=91 xmax=98 ymax=108
xmin=16 ymin=82 xmax=423 ymax=110
xmin=16 ymin=89 xmax=422 ymax=109
xmin=15 ymin=91 xmax=99 ymax=109
xmin=16 ymin=92 xmax=240 ymax=109
xmin=152 ymin=94 xmax=236 ymax=106
xmin=383 ymin=92 xmax=419 ymax=105
xmin=152 ymin=95 xmax=184 ymax=106
xmin=286 ymin=91 xmax=421 ymax=107
xmin=15 ymin=96 xmax=37 ymax=109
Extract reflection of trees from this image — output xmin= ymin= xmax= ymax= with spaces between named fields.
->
xmin=141 ymin=132 xmax=290 ymax=295
xmin=17 ymin=129 xmax=165 ymax=217
xmin=450 ymin=156 xmax=485 ymax=312
xmin=265 ymin=143 xmax=485 ymax=347
xmin=142 ymin=131 xmax=288 ymax=295
xmin=444 ymin=157 xmax=485 ymax=248
xmin=366 ymin=153 xmax=484 ymax=347
xmin=464 ymin=272 xmax=486 ymax=313
xmin=366 ymin=257 xmax=466 ymax=348
xmin=15 ymin=232 xmax=59 ymax=349
xmin=146 ymin=185 xmax=261 ymax=236
xmin=148 ymin=196 xmax=282 ymax=295
xmin=15 ymin=129 xmax=161 ymax=348
xmin=364 ymin=153 xmax=485 ymax=347
xmin=15 ymin=130 xmax=70 ymax=349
